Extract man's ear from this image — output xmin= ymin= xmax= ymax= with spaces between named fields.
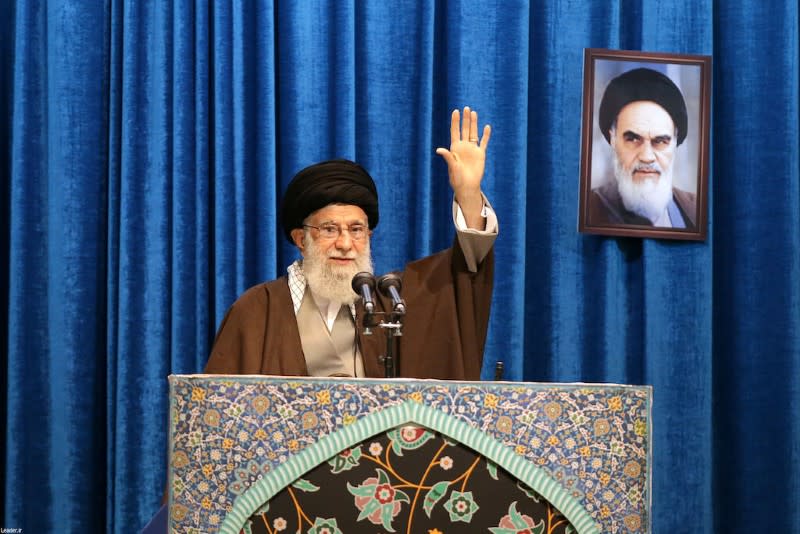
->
xmin=290 ymin=228 xmax=306 ymax=254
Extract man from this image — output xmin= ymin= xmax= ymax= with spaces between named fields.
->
xmin=588 ymin=67 xmax=697 ymax=229
xmin=203 ymin=106 xmax=497 ymax=380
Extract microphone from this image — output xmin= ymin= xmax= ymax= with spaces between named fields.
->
xmin=377 ymin=273 xmax=406 ymax=315
xmin=351 ymin=272 xmax=377 ymax=313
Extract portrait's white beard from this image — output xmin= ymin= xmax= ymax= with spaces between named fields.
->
xmin=613 ymin=151 xmax=674 ymax=225
xmin=301 ymin=233 xmax=373 ymax=304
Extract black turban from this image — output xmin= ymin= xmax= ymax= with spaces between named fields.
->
xmin=280 ymin=159 xmax=379 ymax=243
xmin=598 ymin=67 xmax=688 ymax=146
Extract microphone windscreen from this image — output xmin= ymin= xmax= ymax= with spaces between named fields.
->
xmin=376 ymin=273 xmax=402 ymax=297
xmin=351 ymin=272 xmax=376 ymax=292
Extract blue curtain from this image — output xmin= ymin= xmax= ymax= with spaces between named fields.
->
xmin=2 ymin=1 xmax=798 ymax=532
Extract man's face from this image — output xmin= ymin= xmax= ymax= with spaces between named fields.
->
xmin=290 ymin=204 xmax=373 ymax=303
xmin=610 ymin=100 xmax=676 ymax=183
xmin=292 ymin=204 xmax=371 ymax=261
xmin=609 ymin=101 xmax=678 ymax=224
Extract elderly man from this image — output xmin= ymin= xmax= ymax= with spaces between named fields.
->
xmin=204 ymin=106 xmax=497 ymax=380
xmin=588 ymin=67 xmax=696 ymax=229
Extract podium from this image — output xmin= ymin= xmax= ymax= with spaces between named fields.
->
xmin=167 ymin=375 xmax=651 ymax=533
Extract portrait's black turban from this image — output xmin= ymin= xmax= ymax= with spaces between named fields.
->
xmin=280 ymin=159 xmax=379 ymax=243
xmin=598 ymin=67 xmax=688 ymax=146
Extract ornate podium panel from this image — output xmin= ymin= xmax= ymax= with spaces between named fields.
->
xmin=168 ymin=376 xmax=651 ymax=533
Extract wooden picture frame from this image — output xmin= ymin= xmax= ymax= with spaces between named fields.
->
xmin=578 ymin=48 xmax=711 ymax=241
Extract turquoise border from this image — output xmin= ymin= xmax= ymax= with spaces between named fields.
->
xmin=219 ymin=400 xmax=600 ymax=534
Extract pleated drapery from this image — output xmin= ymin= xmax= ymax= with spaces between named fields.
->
xmin=1 ymin=1 xmax=798 ymax=532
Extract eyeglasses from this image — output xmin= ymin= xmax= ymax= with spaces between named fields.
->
xmin=303 ymin=223 xmax=369 ymax=241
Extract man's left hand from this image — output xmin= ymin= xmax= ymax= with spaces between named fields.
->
xmin=436 ymin=106 xmax=492 ymax=229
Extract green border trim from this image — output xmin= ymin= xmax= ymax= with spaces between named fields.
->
xmin=219 ymin=400 xmax=600 ymax=534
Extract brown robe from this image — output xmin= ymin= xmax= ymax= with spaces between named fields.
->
xmin=204 ymin=238 xmax=494 ymax=380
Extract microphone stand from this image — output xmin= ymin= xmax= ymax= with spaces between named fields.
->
xmin=357 ymin=309 xmax=404 ymax=378
xmin=354 ymin=273 xmax=406 ymax=378
xmin=378 ymin=314 xmax=403 ymax=378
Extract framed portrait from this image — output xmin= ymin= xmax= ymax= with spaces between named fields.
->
xmin=578 ymin=48 xmax=711 ymax=241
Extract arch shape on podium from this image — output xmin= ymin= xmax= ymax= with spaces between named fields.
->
xmin=220 ymin=400 xmax=599 ymax=534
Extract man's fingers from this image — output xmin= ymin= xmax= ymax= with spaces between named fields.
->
xmin=450 ymin=109 xmax=460 ymax=145
xmin=470 ymin=110 xmax=479 ymax=142
xmin=461 ymin=106 xmax=472 ymax=141
xmin=479 ymin=124 xmax=492 ymax=150
xmin=436 ymin=147 xmax=456 ymax=167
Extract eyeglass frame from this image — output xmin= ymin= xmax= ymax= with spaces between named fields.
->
xmin=302 ymin=222 xmax=370 ymax=241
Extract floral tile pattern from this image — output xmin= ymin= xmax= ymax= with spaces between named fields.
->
xmin=168 ymin=376 xmax=651 ymax=533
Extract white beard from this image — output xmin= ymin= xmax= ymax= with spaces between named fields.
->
xmin=613 ymin=151 xmax=674 ymax=225
xmin=301 ymin=233 xmax=373 ymax=305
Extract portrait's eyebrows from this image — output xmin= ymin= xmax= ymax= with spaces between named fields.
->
xmin=622 ymin=130 xmax=673 ymax=144
xmin=622 ymin=130 xmax=643 ymax=141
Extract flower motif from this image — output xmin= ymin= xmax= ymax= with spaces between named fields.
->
xmin=543 ymin=401 xmax=562 ymax=420
xmin=593 ymin=418 xmax=610 ymax=436
xmin=251 ymin=395 xmax=270 ymax=414
xmin=439 ymin=456 xmax=453 ymax=470
xmin=203 ymin=409 xmax=220 ymax=427
xmin=624 ymin=460 xmax=641 ymax=478
xmin=348 ymin=468 xmax=410 ymax=531
xmin=484 ymin=393 xmax=499 ymax=408
xmin=634 ymin=418 xmax=647 ymax=436
xmin=273 ymin=517 xmax=287 ymax=531
xmin=172 ymin=451 xmax=189 ymax=469
xmin=607 ymin=396 xmax=623 ymax=411
xmin=343 ymin=413 xmax=357 ymax=425
xmin=316 ymin=390 xmax=331 ymax=405
xmin=496 ymin=415 xmax=513 ymax=434
xmin=302 ymin=411 xmax=319 ymax=429
xmin=489 ymin=501 xmax=544 ymax=534
xmin=307 ymin=517 xmax=343 ymax=534
xmin=443 ymin=490 xmax=479 ymax=522
xmin=369 ymin=442 xmax=383 ymax=457
xmin=191 ymin=387 xmax=206 ymax=402
xmin=170 ymin=504 xmax=188 ymax=521
xmin=624 ymin=513 xmax=642 ymax=530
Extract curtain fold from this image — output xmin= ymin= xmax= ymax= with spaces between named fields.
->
xmin=2 ymin=1 xmax=799 ymax=532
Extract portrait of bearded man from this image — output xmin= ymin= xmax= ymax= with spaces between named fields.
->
xmin=587 ymin=66 xmax=698 ymax=230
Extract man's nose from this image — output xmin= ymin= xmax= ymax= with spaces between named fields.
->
xmin=334 ymin=230 xmax=353 ymax=249
xmin=639 ymin=141 xmax=656 ymax=162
